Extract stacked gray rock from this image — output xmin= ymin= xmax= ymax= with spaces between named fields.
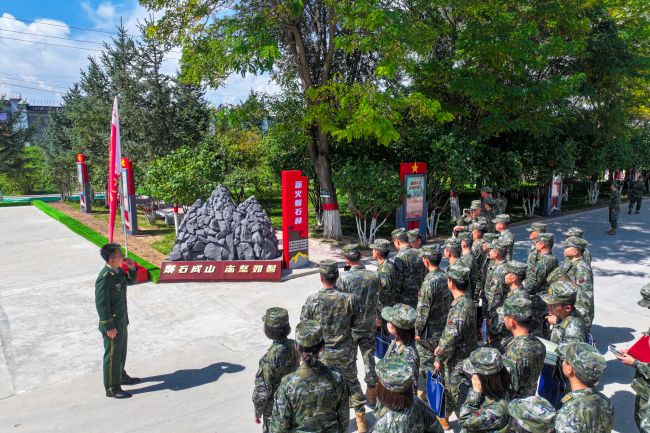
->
xmin=168 ymin=184 xmax=280 ymax=261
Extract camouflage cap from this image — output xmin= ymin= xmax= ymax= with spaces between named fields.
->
xmin=407 ymin=228 xmax=421 ymax=242
xmin=486 ymin=239 xmax=509 ymax=252
xmin=377 ymin=357 xmax=413 ymax=393
xmin=534 ymin=233 xmax=554 ymax=244
xmin=381 ymin=303 xmax=417 ymax=330
xmin=342 ymin=244 xmax=360 ymax=255
xmin=540 ymin=281 xmax=577 ymax=305
xmin=526 ymin=223 xmax=547 ymax=232
xmin=370 ymin=239 xmax=391 ymax=252
xmin=639 ymin=283 xmax=650 ymax=308
xmin=462 ymin=347 xmax=503 ymax=375
xmin=391 ymin=228 xmax=406 ymax=239
xmin=508 ymin=396 xmax=556 ymax=433
xmin=546 ymin=267 xmax=569 ymax=284
xmin=492 ymin=214 xmax=511 ymax=224
xmin=421 ymin=244 xmax=442 ymax=255
xmin=558 ymin=341 xmax=607 ymax=382
xmin=562 ymin=227 xmax=585 ymax=237
xmin=319 ymin=260 xmax=338 ymax=275
xmin=498 ymin=296 xmax=532 ymax=320
xmin=483 ymin=233 xmax=501 ymax=241
xmin=262 ymin=307 xmax=290 ymax=328
xmin=295 ymin=320 xmax=323 ymax=347
xmin=472 ymin=221 xmax=488 ymax=231
xmin=505 ymin=261 xmax=527 ymax=278
xmin=444 ymin=238 xmax=462 ymax=249
xmin=448 ymin=264 xmax=471 ymax=281
xmin=470 ymin=200 xmax=482 ymax=210
xmin=563 ymin=236 xmax=588 ymax=251
xmin=499 ymin=188 xmax=507 ymax=194
xmin=480 ymin=186 xmax=493 ymax=193
xmin=485 ymin=197 xmax=496 ymax=205
xmin=458 ymin=231 xmax=473 ymax=241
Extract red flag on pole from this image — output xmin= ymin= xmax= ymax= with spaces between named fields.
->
xmin=108 ymin=97 xmax=122 ymax=242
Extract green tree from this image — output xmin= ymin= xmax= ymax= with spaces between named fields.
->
xmin=0 ymin=99 xmax=34 ymax=176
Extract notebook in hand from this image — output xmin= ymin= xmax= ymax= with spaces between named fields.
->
xmin=628 ymin=335 xmax=650 ymax=363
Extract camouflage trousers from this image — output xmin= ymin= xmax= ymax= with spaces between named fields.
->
xmin=531 ymin=297 xmax=548 ymax=338
xmin=444 ymin=363 xmax=468 ymax=418
xmin=322 ymin=342 xmax=366 ymax=413
xmin=630 ymin=196 xmax=643 ymax=211
xmin=416 ymin=337 xmax=440 ymax=380
xmin=352 ymin=327 xmax=378 ymax=387
xmin=262 ymin=416 xmax=270 ymax=433
xmin=610 ymin=210 xmax=620 ymax=229
xmin=635 ymin=394 xmax=650 ymax=432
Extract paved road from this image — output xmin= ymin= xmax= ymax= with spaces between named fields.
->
xmin=0 ymin=204 xmax=647 ymax=432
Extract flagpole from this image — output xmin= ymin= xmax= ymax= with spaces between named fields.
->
xmin=118 ymin=174 xmax=129 ymax=258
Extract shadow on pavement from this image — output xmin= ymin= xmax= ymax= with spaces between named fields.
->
xmin=591 ymin=324 xmax=637 ymax=349
xmin=608 ymin=389 xmax=638 ymax=433
xmin=129 ymin=362 xmax=245 ymax=394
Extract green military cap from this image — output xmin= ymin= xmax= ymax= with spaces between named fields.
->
xmin=377 ymin=357 xmax=413 ymax=393
xmin=470 ymin=200 xmax=482 ymax=210
xmin=262 ymin=307 xmax=290 ymax=328
xmin=458 ymin=231 xmax=473 ymax=241
xmin=534 ymin=233 xmax=554 ymax=243
xmin=407 ymin=228 xmax=421 ymax=242
xmin=483 ymin=233 xmax=501 ymax=241
xmin=480 ymin=186 xmax=493 ymax=193
xmin=492 ymin=214 xmax=510 ymax=224
xmin=485 ymin=197 xmax=496 ymax=205
xmin=499 ymin=188 xmax=507 ymax=194
xmin=486 ymin=239 xmax=509 ymax=252
xmin=639 ymin=283 xmax=650 ymax=308
xmin=498 ymin=296 xmax=532 ymax=319
xmin=547 ymin=267 xmax=569 ymax=284
xmin=391 ymin=228 xmax=406 ymax=239
xmin=505 ymin=261 xmax=527 ymax=278
xmin=541 ymin=281 xmax=577 ymax=305
xmin=562 ymin=227 xmax=584 ymax=237
xmin=526 ymin=222 xmax=547 ymax=232
xmin=342 ymin=244 xmax=360 ymax=255
xmin=444 ymin=238 xmax=462 ymax=249
xmin=448 ymin=264 xmax=471 ymax=281
xmin=370 ymin=239 xmax=391 ymax=252
xmin=558 ymin=341 xmax=607 ymax=382
xmin=508 ymin=396 xmax=556 ymax=433
xmin=462 ymin=347 xmax=503 ymax=375
xmin=295 ymin=320 xmax=323 ymax=347
xmin=319 ymin=260 xmax=338 ymax=275
xmin=381 ymin=303 xmax=417 ymax=330
xmin=421 ymin=245 xmax=442 ymax=255
xmin=563 ymin=236 xmax=588 ymax=251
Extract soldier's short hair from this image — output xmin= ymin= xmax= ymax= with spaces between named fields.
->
xmin=377 ymin=250 xmax=390 ymax=259
xmin=508 ymin=315 xmax=531 ymax=329
xmin=321 ymin=271 xmax=339 ymax=285
xmin=100 ymin=243 xmax=122 ymax=263
xmin=396 ymin=234 xmax=409 ymax=243
xmin=446 ymin=246 xmax=462 ymax=258
xmin=423 ymin=253 xmax=442 ymax=266
xmin=461 ymin=239 xmax=474 ymax=249
xmin=493 ymin=249 xmax=507 ymax=260
xmin=344 ymin=251 xmax=361 ymax=262
xmin=448 ymin=276 xmax=468 ymax=291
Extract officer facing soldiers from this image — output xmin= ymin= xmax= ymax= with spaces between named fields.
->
xmin=607 ymin=182 xmax=621 ymax=235
xmin=555 ymin=342 xmax=614 ymax=433
xmin=522 ymin=233 xmax=559 ymax=337
xmin=370 ymin=239 xmax=396 ymax=327
xmin=563 ymin=236 xmax=594 ymax=335
xmin=541 ymin=281 xmax=588 ymax=345
xmin=270 ymin=320 xmax=349 ymax=433
xmin=496 ymin=188 xmax=508 ymax=215
xmin=300 ymin=260 xmax=368 ymax=431
xmin=524 ymin=222 xmax=547 ymax=273
xmin=253 ymin=308 xmax=299 ymax=431
xmin=500 ymin=297 xmax=546 ymax=399
xmin=415 ymin=245 xmax=453 ymax=398
xmin=95 ymin=243 xmax=140 ymax=399
xmin=454 ymin=200 xmax=482 ymax=233
xmin=494 ymin=214 xmax=514 ymax=260
xmin=629 ymin=177 xmax=646 ymax=214
xmin=487 ymin=261 xmax=530 ymax=351
xmin=338 ymin=244 xmax=381 ymax=406
xmin=508 ymin=396 xmax=556 ymax=433
xmin=561 ymin=227 xmax=592 ymax=270
xmin=394 ymin=231 xmax=426 ymax=308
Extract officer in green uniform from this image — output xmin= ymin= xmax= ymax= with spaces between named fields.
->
xmin=95 ymin=243 xmax=140 ymax=398
xmin=508 ymin=396 xmax=556 ymax=433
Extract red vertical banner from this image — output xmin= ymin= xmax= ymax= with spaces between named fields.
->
xmin=399 ymin=163 xmax=427 ymax=230
xmin=282 ymin=171 xmax=309 ymax=269
xmin=108 ymin=97 xmax=122 ymax=242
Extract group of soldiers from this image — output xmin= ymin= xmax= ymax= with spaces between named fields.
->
xmin=252 ymin=185 xmax=625 ymax=432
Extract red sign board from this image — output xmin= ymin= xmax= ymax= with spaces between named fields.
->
xmin=157 ymin=259 xmax=282 ymax=283
xmin=282 ymin=170 xmax=309 ymax=269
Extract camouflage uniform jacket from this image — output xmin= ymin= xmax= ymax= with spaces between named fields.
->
xmin=562 ymin=248 xmax=591 ymax=271
xmin=564 ymin=258 xmax=594 ymax=330
xmin=525 ymin=244 xmax=540 ymax=277
xmin=633 ymin=358 xmax=650 ymax=401
xmin=381 ymin=340 xmax=420 ymax=392
xmin=610 ymin=189 xmax=621 ymax=211
xmin=415 ymin=268 xmax=453 ymax=342
xmin=460 ymin=251 xmax=478 ymax=301
xmin=458 ymin=389 xmax=510 ymax=433
xmin=495 ymin=197 xmax=508 ymax=216
xmin=631 ymin=180 xmax=646 ymax=199
xmin=498 ymin=230 xmax=514 ymax=261
xmin=503 ymin=334 xmax=546 ymax=399
xmin=483 ymin=261 xmax=509 ymax=321
xmin=253 ymin=339 xmax=300 ymax=419
xmin=394 ymin=246 xmax=426 ymax=307
xmin=550 ymin=312 xmax=588 ymax=345
xmin=270 ymin=363 xmax=349 ymax=433
xmin=472 ymin=241 xmax=489 ymax=302
xmin=338 ymin=265 xmax=380 ymax=331
xmin=485 ymin=209 xmax=497 ymax=233
xmin=371 ymin=397 xmax=443 ymax=433
xmin=487 ymin=287 xmax=529 ymax=340
xmin=435 ymin=293 xmax=478 ymax=369
xmin=377 ymin=260 xmax=397 ymax=320
xmin=522 ymin=252 xmax=559 ymax=296
xmin=555 ymin=388 xmax=615 ymax=433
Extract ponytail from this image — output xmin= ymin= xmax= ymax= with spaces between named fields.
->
xmin=296 ymin=341 xmax=325 ymax=369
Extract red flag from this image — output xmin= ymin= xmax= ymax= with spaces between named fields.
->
xmin=108 ymin=97 xmax=122 ymax=242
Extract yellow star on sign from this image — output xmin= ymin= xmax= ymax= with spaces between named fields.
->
xmin=412 ymin=162 xmax=419 ymax=173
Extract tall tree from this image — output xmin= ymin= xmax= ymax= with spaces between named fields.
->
xmin=0 ymin=99 xmax=34 ymax=176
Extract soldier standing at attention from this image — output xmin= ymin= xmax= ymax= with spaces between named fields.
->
xmin=494 ymin=214 xmax=514 ymax=260
xmin=483 ymin=240 xmax=509 ymax=350
xmin=434 ymin=265 xmax=477 ymax=430
xmin=561 ymin=228 xmax=591 ymax=270
xmin=300 ymin=260 xmax=368 ymax=431
xmin=607 ymin=182 xmax=621 ymax=235
xmin=443 ymin=237 xmax=463 ymax=269
xmin=508 ymin=396 xmax=557 ymax=433
xmin=496 ymin=188 xmax=508 ymax=215
xmin=563 ymin=237 xmax=594 ymax=335
xmin=479 ymin=186 xmax=493 ymax=214
xmin=371 ymin=239 xmax=396 ymax=329
xmin=394 ymin=232 xmax=426 ymax=308
xmin=555 ymin=342 xmax=614 ymax=433
xmin=524 ymin=223 xmax=546 ymax=274
xmin=270 ymin=321 xmax=349 ymax=433
xmin=471 ymin=221 xmax=489 ymax=302
xmin=487 ymin=261 xmax=529 ymax=351
xmin=253 ymin=308 xmax=299 ymax=431
xmin=414 ymin=245 xmax=453 ymax=400
xmin=95 ymin=243 xmax=140 ymax=399
xmin=629 ymin=177 xmax=646 ymax=214
xmin=338 ymin=244 xmax=381 ymax=407
xmin=522 ymin=233 xmax=559 ymax=338
xmin=459 ymin=232 xmax=478 ymax=300
xmin=541 ymin=281 xmax=588 ymax=345
xmin=392 ymin=228 xmax=406 ymax=249
xmin=484 ymin=197 xmax=497 ymax=233
xmin=500 ymin=297 xmax=545 ymax=399
xmin=408 ymin=228 xmax=428 ymax=281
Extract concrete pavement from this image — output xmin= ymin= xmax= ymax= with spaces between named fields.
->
xmin=0 ymin=204 xmax=648 ymax=432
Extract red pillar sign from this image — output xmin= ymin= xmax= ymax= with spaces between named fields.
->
xmin=282 ymin=170 xmax=309 ymax=269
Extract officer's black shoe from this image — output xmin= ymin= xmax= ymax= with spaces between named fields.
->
xmin=107 ymin=390 xmax=132 ymax=399
xmin=120 ymin=376 xmax=141 ymax=385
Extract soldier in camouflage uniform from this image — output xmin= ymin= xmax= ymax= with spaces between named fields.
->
xmin=540 ymin=281 xmax=588 ymax=345
xmin=394 ymin=232 xmax=426 ymax=307
xmin=454 ymin=200 xmax=483 ymax=234
xmin=494 ymin=214 xmax=514 ymax=261
xmin=483 ymin=239 xmax=510 ymax=352
xmin=487 ymin=261 xmax=531 ymax=347
xmin=479 ymin=186 xmax=493 ymax=214
xmin=484 ymin=197 xmax=497 ymax=234
xmin=434 ymin=265 xmax=478 ymax=427
xmin=371 ymin=239 xmax=396 ymax=329
xmin=629 ymin=178 xmax=646 ymax=214
xmin=300 ymin=260 xmax=368 ymax=428
xmin=379 ymin=304 xmax=420 ymax=396
xmin=270 ymin=320 xmax=349 ymax=433
xmin=338 ymin=244 xmax=381 ymax=404
xmin=508 ymin=396 xmax=556 ymax=433
xmin=563 ymin=237 xmax=594 ymax=334
xmin=555 ymin=342 xmax=614 ymax=432
xmin=477 ymin=233 xmax=500 ymax=311
xmin=459 ymin=347 xmax=511 ymax=432
xmin=415 ymin=245 xmax=453 ymax=398
xmin=524 ymin=223 xmax=546 ymax=275
xmin=522 ymin=233 xmax=559 ymax=338
xmin=607 ymin=182 xmax=621 ymax=235
xmin=459 ymin=232 xmax=478 ymax=300
xmin=500 ymin=297 xmax=546 ymax=399
xmin=253 ymin=308 xmax=300 ymax=431
xmin=471 ymin=221 xmax=489 ymax=304
xmin=392 ymin=227 xmax=406 ymax=248
xmin=496 ymin=188 xmax=508 ymax=216
xmin=561 ymin=228 xmax=591 ymax=270
xmin=409 ymin=229 xmax=428 ymax=282
xmin=372 ymin=357 xmax=443 ymax=433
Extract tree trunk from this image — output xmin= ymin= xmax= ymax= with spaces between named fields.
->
xmin=308 ymin=125 xmax=342 ymax=239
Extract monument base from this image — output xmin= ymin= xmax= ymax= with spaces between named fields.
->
xmin=158 ymin=256 xmax=282 ymax=283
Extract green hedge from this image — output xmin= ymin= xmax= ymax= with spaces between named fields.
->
xmin=33 ymin=200 xmax=160 ymax=283
xmin=0 ymin=201 xmax=33 ymax=207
